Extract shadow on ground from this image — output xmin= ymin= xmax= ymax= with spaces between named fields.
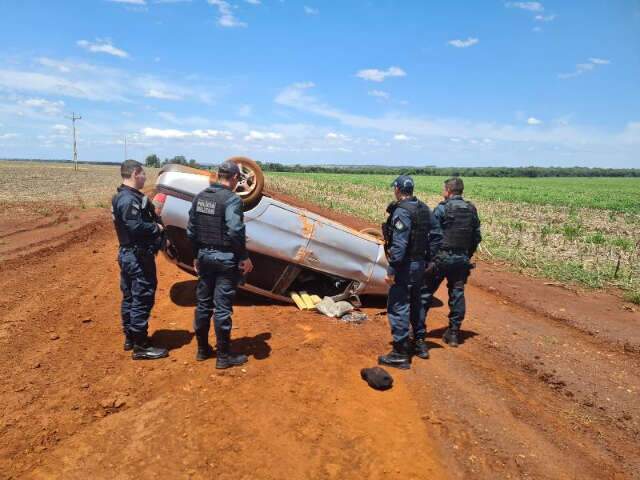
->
xmin=150 ymin=329 xmax=194 ymax=350
xmin=426 ymin=326 xmax=478 ymax=344
xmin=170 ymin=280 xmax=286 ymax=307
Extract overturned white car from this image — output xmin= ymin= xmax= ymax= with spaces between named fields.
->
xmin=153 ymin=157 xmax=389 ymax=304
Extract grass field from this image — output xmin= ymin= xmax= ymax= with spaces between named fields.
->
xmin=267 ymin=172 xmax=640 ymax=303
xmin=0 ymin=161 xmax=159 ymax=208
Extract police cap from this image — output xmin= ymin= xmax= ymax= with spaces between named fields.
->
xmin=218 ymin=160 xmax=241 ymax=176
xmin=391 ymin=174 xmax=414 ymax=194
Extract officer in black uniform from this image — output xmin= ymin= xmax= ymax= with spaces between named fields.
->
xmin=187 ymin=160 xmax=254 ymax=369
xmin=422 ymin=177 xmax=481 ymax=347
xmin=112 ymin=160 xmax=168 ymax=360
xmin=378 ymin=175 xmax=441 ymax=369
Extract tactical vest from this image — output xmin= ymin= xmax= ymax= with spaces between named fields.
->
xmin=384 ymin=198 xmax=431 ymax=261
xmin=191 ymin=187 xmax=234 ymax=248
xmin=111 ymin=189 xmax=157 ymax=247
xmin=441 ymin=198 xmax=475 ymax=251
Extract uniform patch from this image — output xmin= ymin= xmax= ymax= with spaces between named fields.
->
xmin=125 ymin=202 xmax=141 ymax=220
xmin=394 ymin=219 xmax=407 ymax=231
xmin=196 ymin=199 xmax=216 ymax=215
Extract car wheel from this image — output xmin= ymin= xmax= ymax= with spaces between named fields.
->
xmin=360 ymin=227 xmax=383 ymax=241
xmin=226 ymin=156 xmax=264 ymax=209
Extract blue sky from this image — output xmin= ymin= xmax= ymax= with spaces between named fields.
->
xmin=0 ymin=0 xmax=638 ymax=167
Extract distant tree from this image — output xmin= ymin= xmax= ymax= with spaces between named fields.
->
xmin=145 ymin=154 xmax=161 ymax=168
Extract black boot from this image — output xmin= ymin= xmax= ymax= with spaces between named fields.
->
xmin=215 ymin=342 xmax=247 ymax=369
xmin=131 ymin=334 xmax=169 ymax=360
xmin=378 ymin=340 xmax=411 ymax=370
xmin=123 ymin=334 xmax=133 ymax=352
xmin=414 ymin=337 xmax=430 ymax=359
xmin=442 ymin=328 xmax=460 ymax=348
xmin=196 ymin=334 xmax=214 ymax=361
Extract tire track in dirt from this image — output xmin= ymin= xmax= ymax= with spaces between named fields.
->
xmin=1 ymin=199 xmax=639 ymax=479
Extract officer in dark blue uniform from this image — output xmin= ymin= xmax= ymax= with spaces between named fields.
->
xmin=112 ymin=160 xmax=168 ymax=360
xmin=378 ymin=175 xmax=441 ymax=369
xmin=422 ymin=177 xmax=481 ymax=347
xmin=187 ymin=160 xmax=254 ymax=369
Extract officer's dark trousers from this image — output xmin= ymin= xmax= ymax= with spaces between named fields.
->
xmin=194 ymin=249 xmax=238 ymax=348
xmin=421 ymin=253 xmax=470 ymax=330
xmin=118 ymin=248 xmax=157 ymax=337
xmin=387 ymin=260 xmax=426 ymax=344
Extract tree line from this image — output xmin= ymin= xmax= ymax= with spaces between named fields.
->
xmin=257 ymin=163 xmax=640 ymax=178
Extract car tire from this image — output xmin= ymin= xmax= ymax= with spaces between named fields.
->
xmin=226 ymin=156 xmax=265 ymax=209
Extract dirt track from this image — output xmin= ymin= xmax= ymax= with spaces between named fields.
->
xmin=1 ymin=197 xmax=639 ymax=480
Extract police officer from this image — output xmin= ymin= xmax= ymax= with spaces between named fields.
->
xmin=112 ymin=160 xmax=169 ymax=360
xmin=187 ymin=160 xmax=254 ymax=369
xmin=422 ymin=177 xmax=481 ymax=347
xmin=378 ymin=175 xmax=441 ymax=370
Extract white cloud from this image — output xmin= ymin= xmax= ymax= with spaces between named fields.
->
xmin=356 ymin=66 xmax=406 ymax=82
xmin=244 ymin=130 xmax=283 ymax=141
xmin=192 ymin=129 xmax=233 ymax=139
xmin=37 ymin=58 xmax=70 ymax=73
xmin=142 ymin=127 xmax=189 ymax=138
xmin=448 ymin=37 xmax=479 ymax=48
xmin=393 ymin=134 xmax=410 ymax=141
xmin=326 ymin=132 xmax=348 ymax=140
xmin=304 ymin=6 xmax=319 ymax=15
xmin=559 ymin=57 xmax=610 ymax=79
xmin=273 ymin=81 xmax=635 ymax=152
xmin=0 ymin=57 xmax=217 ymax=104
xmin=505 ymin=2 xmax=544 ymax=12
xmin=77 ymin=39 xmax=129 ymax=58
xmin=19 ymin=98 xmax=65 ymax=115
xmin=246 ymin=0 xmax=260 ymax=4
xmin=527 ymin=117 xmax=542 ymax=125
xmin=142 ymin=127 xmax=232 ymax=139
xmin=145 ymin=88 xmax=182 ymax=100
xmin=208 ymin=0 xmax=247 ymax=28
xmin=0 ymin=133 xmax=18 ymax=140
xmin=52 ymin=124 xmax=69 ymax=133
xmin=368 ymin=90 xmax=390 ymax=99
xmin=534 ymin=14 xmax=556 ymax=21
xmin=108 ymin=0 xmax=146 ymax=4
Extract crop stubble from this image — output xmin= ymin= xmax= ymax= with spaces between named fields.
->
xmin=267 ymin=172 xmax=640 ymax=301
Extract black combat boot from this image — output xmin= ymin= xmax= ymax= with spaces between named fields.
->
xmin=442 ymin=328 xmax=460 ymax=348
xmin=414 ymin=337 xmax=430 ymax=359
xmin=215 ymin=342 xmax=248 ymax=369
xmin=378 ymin=340 xmax=411 ymax=370
xmin=195 ymin=334 xmax=215 ymax=361
xmin=131 ymin=333 xmax=169 ymax=360
xmin=123 ymin=334 xmax=134 ymax=351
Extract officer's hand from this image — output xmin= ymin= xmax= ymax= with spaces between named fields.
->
xmin=425 ymin=262 xmax=436 ymax=276
xmin=384 ymin=274 xmax=395 ymax=285
xmin=239 ymin=258 xmax=253 ymax=274
xmin=157 ymin=223 xmax=164 ymax=232
xmin=193 ymin=259 xmax=199 ymax=273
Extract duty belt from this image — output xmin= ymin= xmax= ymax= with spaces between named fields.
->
xmin=119 ymin=245 xmax=154 ymax=255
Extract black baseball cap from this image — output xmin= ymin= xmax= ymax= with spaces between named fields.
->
xmin=218 ymin=160 xmax=241 ymax=176
xmin=391 ymin=174 xmax=414 ymax=194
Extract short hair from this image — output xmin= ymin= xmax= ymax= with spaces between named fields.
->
xmin=121 ymin=159 xmax=143 ymax=179
xmin=444 ymin=177 xmax=464 ymax=195
xmin=217 ymin=170 xmax=236 ymax=181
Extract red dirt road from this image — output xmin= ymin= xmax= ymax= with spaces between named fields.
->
xmin=1 ymin=200 xmax=639 ymax=480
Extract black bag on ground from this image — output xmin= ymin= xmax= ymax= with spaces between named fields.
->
xmin=360 ymin=366 xmax=394 ymax=391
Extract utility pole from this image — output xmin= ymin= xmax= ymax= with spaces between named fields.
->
xmin=65 ymin=112 xmax=82 ymax=171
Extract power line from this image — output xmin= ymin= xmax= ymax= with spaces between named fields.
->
xmin=65 ymin=112 xmax=82 ymax=171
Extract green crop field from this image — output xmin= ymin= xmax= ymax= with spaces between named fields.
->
xmin=267 ymin=172 xmax=640 ymax=303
